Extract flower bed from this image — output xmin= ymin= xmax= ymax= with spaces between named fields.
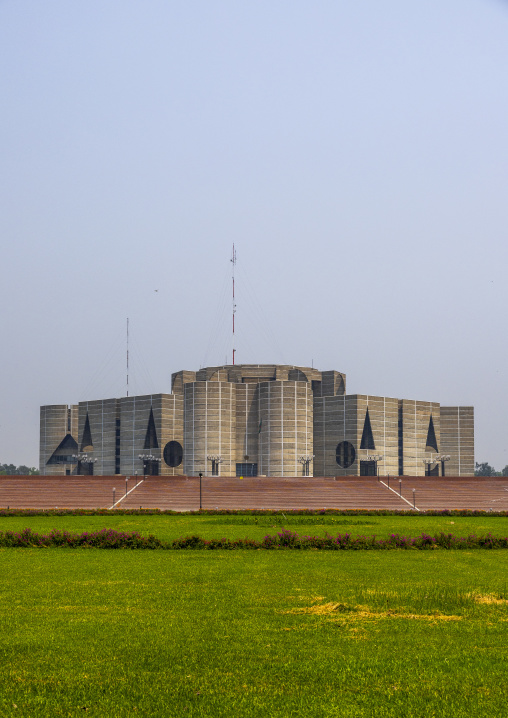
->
xmin=1 ymin=527 xmax=508 ymax=550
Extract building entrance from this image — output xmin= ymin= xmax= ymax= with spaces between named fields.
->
xmin=236 ymin=463 xmax=258 ymax=477
xmin=360 ymin=460 xmax=377 ymax=476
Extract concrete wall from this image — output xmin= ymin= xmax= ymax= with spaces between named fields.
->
xmin=313 ymin=395 xmax=358 ymax=476
xmin=158 ymin=394 xmax=184 ymax=476
xmin=78 ymin=399 xmax=118 ymax=476
xmin=257 ymin=380 xmax=313 ymax=477
xmin=441 ymin=406 xmax=475 ymax=476
xmin=39 ymin=404 xmax=78 ymax=475
xmin=118 ymin=394 xmax=180 ymax=476
xmin=355 ymin=395 xmax=399 ymax=477
xmin=313 ymin=396 xmax=441 ymax=477
xmin=183 ymin=381 xmax=236 ymax=476
xmin=399 ymin=400 xmax=441 ymax=476
xmin=235 ymin=382 xmax=259 ymax=467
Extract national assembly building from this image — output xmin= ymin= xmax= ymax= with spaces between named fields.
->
xmin=40 ymin=363 xmax=474 ymax=478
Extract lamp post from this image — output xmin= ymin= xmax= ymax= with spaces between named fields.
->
xmin=199 ymin=472 xmax=203 ymax=510
xmin=423 ymin=457 xmax=434 ymax=476
xmin=424 ymin=454 xmax=449 ymax=476
xmin=297 ymin=454 xmax=315 ymax=477
xmin=206 ymin=454 xmax=224 ymax=477
xmin=435 ymin=454 xmax=451 ymax=477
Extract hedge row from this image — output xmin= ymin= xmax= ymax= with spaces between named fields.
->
xmin=0 ymin=508 xmax=507 ymax=517
xmin=2 ymin=528 xmax=508 ymax=550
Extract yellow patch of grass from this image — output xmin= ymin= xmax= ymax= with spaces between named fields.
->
xmin=469 ymin=592 xmax=508 ymax=605
xmin=284 ymin=602 xmax=462 ymax=622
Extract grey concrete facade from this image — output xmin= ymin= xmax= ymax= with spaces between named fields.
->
xmin=40 ymin=364 xmax=474 ymax=477
xmin=39 ymin=404 xmax=79 ymax=475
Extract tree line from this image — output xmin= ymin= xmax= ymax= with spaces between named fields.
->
xmin=475 ymin=462 xmax=508 ymax=477
xmin=0 ymin=464 xmax=39 ymax=475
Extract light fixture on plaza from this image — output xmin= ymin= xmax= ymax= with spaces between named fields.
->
xmin=298 ymin=454 xmax=315 ymax=477
xmin=71 ymin=453 xmax=97 ymax=476
xmin=435 ymin=454 xmax=451 ymax=462
xmin=436 ymin=454 xmax=451 ymax=477
xmin=72 ymin=453 xmax=97 ymax=465
xmin=138 ymin=453 xmax=161 ymax=463
xmin=424 ymin=454 xmax=451 ymax=477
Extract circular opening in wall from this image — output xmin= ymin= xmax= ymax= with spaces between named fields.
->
xmin=336 ymin=441 xmax=356 ymax=468
xmin=163 ymin=441 xmax=183 ymax=468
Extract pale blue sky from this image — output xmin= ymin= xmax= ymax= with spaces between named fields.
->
xmin=1 ymin=0 xmax=507 ymax=468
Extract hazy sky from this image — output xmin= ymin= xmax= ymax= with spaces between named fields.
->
xmin=1 ymin=0 xmax=507 ymax=469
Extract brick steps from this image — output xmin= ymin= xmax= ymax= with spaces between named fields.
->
xmin=391 ymin=477 xmax=508 ymax=511
xmin=122 ymin=477 xmax=404 ymax=511
xmin=0 ymin=476 xmax=506 ymax=512
xmin=0 ymin=476 xmax=124 ymax=509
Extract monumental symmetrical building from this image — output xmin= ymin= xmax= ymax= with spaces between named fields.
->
xmin=40 ymin=364 xmax=474 ymax=477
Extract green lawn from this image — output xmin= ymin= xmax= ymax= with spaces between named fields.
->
xmin=1 ymin=512 xmax=508 ymax=542
xmin=1 ymin=540 xmax=507 ymax=716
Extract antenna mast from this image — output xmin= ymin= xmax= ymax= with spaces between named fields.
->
xmin=231 ymin=244 xmax=237 ymax=365
xmin=126 ymin=318 xmax=129 ymax=397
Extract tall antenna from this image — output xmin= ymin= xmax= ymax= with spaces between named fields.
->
xmin=126 ymin=318 xmax=129 ymax=397
xmin=231 ymin=244 xmax=237 ymax=365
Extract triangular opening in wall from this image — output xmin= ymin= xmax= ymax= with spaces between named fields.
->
xmin=144 ymin=407 xmax=159 ymax=449
xmin=47 ymin=433 xmax=78 ymax=464
xmin=360 ymin=408 xmax=376 ymax=450
xmin=81 ymin=413 xmax=93 ymax=451
xmin=426 ymin=415 xmax=439 ymax=452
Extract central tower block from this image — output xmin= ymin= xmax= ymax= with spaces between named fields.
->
xmin=258 ymin=380 xmax=313 ymax=477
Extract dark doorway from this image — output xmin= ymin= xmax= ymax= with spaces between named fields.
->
xmin=360 ymin=460 xmax=377 ymax=476
xmin=236 ymin=463 xmax=258 ymax=477
xmin=77 ymin=461 xmax=94 ymax=476
xmin=142 ymin=460 xmax=159 ymax=476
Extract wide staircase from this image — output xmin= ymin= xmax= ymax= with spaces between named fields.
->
xmin=121 ymin=476 xmax=405 ymax=511
xmin=1 ymin=475 xmax=507 ymax=511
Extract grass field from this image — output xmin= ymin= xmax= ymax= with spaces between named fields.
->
xmin=1 ymin=515 xmax=508 ymax=717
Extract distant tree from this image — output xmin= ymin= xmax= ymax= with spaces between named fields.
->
xmin=475 ymin=462 xmax=498 ymax=477
xmin=0 ymin=464 xmax=17 ymax=475
xmin=500 ymin=465 xmax=508 ymax=477
xmin=17 ymin=465 xmax=39 ymax=475
xmin=0 ymin=464 xmax=39 ymax=475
